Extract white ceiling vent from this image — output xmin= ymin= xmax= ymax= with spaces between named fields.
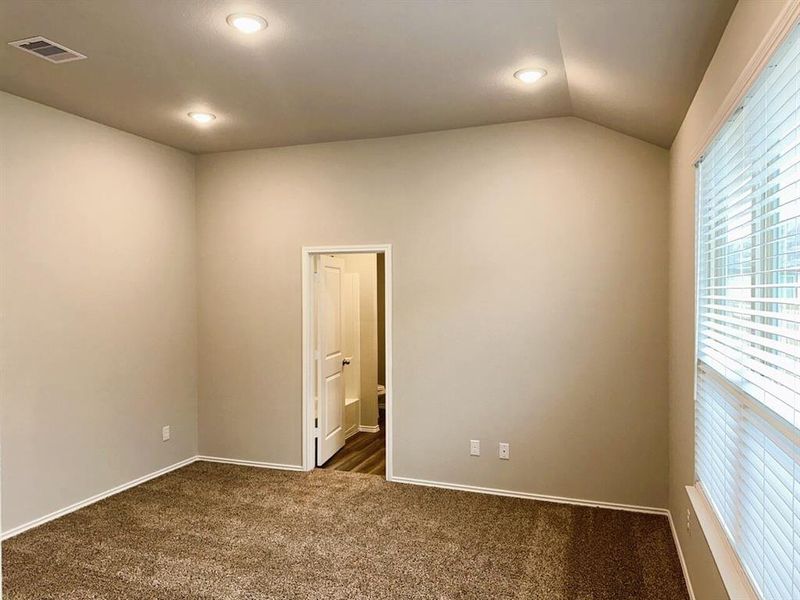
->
xmin=8 ymin=36 xmax=86 ymax=63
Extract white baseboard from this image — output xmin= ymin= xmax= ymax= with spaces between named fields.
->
xmin=196 ymin=455 xmax=304 ymax=471
xmin=389 ymin=475 xmax=669 ymax=516
xmin=358 ymin=424 xmax=380 ymax=433
xmin=667 ymin=510 xmax=696 ymax=600
xmin=1 ymin=456 xmax=196 ymax=541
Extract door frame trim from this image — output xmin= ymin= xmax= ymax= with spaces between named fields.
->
xmin=301 ymin=244 xmax=393 ymax=479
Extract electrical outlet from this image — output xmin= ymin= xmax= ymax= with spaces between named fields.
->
xmin=499 ymin=442 xmax=510 ymax=460
xmin=686 ymin=508 xmax=692 ymax=534
xmin=162 ymin=425 xmax=170 ymax=442
xmin=470 ymin=440 xmax=480 ymax=456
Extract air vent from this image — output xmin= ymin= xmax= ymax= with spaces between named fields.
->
xmin=8 ymin=36 xmax=86 ymax=63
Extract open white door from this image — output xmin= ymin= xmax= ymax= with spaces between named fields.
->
xmin=316 ymin=255 xmax=347 ymax=465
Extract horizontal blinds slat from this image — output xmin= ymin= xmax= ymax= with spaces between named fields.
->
xmin=698 ymin=348 xmax=798 ymax=425
xmin=698 ymin=303 xmax=800 ymax=325
xmin=700 ymin=176 xmax=800 ymax=237
xmin=700 ymin=325 xmax=800 ymax=368
xmin=701 ymin=283 xmax=800 ymax=291
xmin=699 ymin=166 xmax=800 ymax=230
xmin=701 ymin=267 xmax=800 ymax=285
xmin=698 ymin=338 xmax=798 ymax=397
xmin=699 ymin=335 xmax=800 ymax=385
xmin=701 ymin=124 xmax=800 ymax=203
xmin=698 ymin=214 xmax=800 ymax=254
xmin=701 ymin=294 xmax=800 ymax=307
xmin=700 ymin=317 xmax=800 ymax=354
xmin=703 ymin=207 xmax=795 ymax=249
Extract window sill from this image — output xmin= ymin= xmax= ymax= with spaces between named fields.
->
xmin=685 ymin=485 xmax=758 ymax=600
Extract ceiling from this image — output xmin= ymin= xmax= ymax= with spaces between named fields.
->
xmin=0 ymin=0 xmax=736 ymax=154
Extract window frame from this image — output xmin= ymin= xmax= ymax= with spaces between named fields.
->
xmin=688 ymin=5 xmax=800 ymax=599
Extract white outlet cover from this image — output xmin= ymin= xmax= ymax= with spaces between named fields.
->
xmin=162 ymin=426 xmax=170 ymax=441
xmin=470 ymin=440 xmax=480 ymax=456
xmin=499 ymin=442 xmax=510 ymax=459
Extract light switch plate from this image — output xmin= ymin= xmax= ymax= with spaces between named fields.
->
xmin=162 ymin=425 xmax=170 ymax=441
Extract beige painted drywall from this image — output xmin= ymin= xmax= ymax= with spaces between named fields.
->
xmin=667 ymin=2 xmax=791 ymax=598
xmin=0 ymin=92 xmax=198 ymax=532
xmin=342 ymin=254 xmax=378 ymax=429
xmin=197 ymin=116 xmax=670 ymax=508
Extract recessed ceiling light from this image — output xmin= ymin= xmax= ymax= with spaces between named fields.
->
xmin=188 ymin=111 xmax=216 ymax=124
xmin=514 ymin=68 xmax=547 ymax=84
xmin=226 ymin=13 xmax=268 ymax=34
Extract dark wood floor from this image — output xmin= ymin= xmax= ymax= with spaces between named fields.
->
xmin=321 ymin=411 xmax=385 ymax=476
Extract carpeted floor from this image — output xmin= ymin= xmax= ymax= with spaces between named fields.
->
xmin=2 ymin=462 xmax=689 ymax=600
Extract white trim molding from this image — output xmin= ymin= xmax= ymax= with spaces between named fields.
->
xmin=686 ymin=485 xmax=759 ymax=600
xmin=667 ymin=510 xmax=697 ymax=600
xmin=358 ymin=424 xmax=380 ymax=434
xmin=196 ymin=456 xmax=304 ymax=471
xmin=1 ymin=456 xmax=196 ymax=540
xmin=390 ymin=475 xmax=669 ymax=516
xmin=301 ymin=244 xmax=393 ymax=479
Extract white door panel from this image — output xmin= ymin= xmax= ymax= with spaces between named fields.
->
xmin=316 ymin=255 xmax=346 ymax=465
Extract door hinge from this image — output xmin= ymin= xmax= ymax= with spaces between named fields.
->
xmin=313 ymin=427 xmax=321 ymax=438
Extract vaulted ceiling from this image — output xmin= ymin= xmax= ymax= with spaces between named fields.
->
xmin=0 ymin=0 xmax=736 ymax=153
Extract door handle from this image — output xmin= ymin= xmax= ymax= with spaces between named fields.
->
xmin=342 ymin=358 xmax=351 ymax=366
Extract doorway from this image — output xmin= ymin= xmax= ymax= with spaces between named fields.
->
xmin=301 ymin=245 xmax=392 ymax=479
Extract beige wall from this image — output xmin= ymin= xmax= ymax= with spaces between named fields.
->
xmin=667 ymin=1 xmax=790 ymax=598
xmin=342 ymin=253 xmax=379 ymax=428
xmin=197 ymin=116 xmax=670 ymax=508
xmin=0 ymin=92 xmax=198 ymax=532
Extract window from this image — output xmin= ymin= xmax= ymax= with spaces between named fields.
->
xmin=695 ymin=20 xmax=800 ymax=600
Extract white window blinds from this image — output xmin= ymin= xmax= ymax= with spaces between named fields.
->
xmin=695 ymin=20 xmax=800 ymax=600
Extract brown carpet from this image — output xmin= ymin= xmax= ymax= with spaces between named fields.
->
xmin=2 ymin=462 xmax=689 ymax=600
